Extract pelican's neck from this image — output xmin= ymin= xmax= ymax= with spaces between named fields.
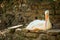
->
xmin=45 ymin=12 xmax=52 ymax=30
xmin=45 ymin=10 xmax=50 ymax=29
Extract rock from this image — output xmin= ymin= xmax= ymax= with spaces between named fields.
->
xmin=36 ymin=34 xmax=48 ymax=40
xmin=47 ymin=29 xmax=60 ymax=36
xmin=25 ymin=32 xmax=39 ymax=38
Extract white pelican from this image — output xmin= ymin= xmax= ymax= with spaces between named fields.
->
xmin=25 ymin=10 xmax=52 ymax=32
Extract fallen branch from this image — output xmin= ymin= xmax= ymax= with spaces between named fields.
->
xmin=8 ymin=25 xmax=23 ymax=29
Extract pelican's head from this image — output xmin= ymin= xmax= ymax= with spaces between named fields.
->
xmin=45 ymin=10 xmax=49 ymax=15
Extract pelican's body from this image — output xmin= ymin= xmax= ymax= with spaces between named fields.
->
xmin=26 ymin=10 xmax=52 ymax=31
xmin=26 ymin=20 xmax=45 ymax=30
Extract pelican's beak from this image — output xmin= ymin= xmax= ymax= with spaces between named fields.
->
xmin=45 ymin=14 xmax=49 ymax=20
